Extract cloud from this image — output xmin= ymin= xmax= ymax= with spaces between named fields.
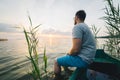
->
xmin=41 ymin=28 xmax=71 ymax=36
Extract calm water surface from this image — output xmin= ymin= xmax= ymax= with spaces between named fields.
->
xmin=0 ymin=32 xmax=72 ymax=80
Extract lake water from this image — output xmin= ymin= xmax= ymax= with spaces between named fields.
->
xmin=0 ymin=32 xmax=72 ymax=80
xmin=0 ymin=32 xmax=112 ymax=80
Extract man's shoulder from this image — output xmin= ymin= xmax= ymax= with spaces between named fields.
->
xmin=74 ymin=23 xmax=88 ymax=31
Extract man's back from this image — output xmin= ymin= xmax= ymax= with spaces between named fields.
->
xmin=72 ymin=23 xmax=96 ymax=64
xmin=53 ymin=10 xmax=96 ymax=80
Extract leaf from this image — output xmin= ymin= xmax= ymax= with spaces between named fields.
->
xmin=43 ymin=47 xmax=47 ymax=73
xmin=26 ymin=56 xmax=31 ymax=60
xmin=32 ymin=24 xmax=42 ymax=31
xmin=28 ymin=13 xmax=33 ymax=27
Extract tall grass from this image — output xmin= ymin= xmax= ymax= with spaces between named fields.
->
xmin=23 ymin=14 xmax=48 ymax=80
xmin=91 ymin=25 xmax=100 ymax=48
xmin=43 ymin=47 xmax=47 ymax=73
xmin=103 ymin=0 xmax=120 ymax=58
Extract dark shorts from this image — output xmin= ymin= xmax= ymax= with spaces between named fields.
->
xmin=57 ymin=55 xmax=88 ymax=68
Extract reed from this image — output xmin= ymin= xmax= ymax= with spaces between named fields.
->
xmin=43 ymin=47 xmax=47 ymax=73
xmin=42 ymin=47 xmax=48 ymax=80
xmin=23 ymin=14 xmax=42 ymax=80
xmin=91 ymin=25 xmax=100 ymax=48
xmin=103 ymin=0 xmax=120 ymax=58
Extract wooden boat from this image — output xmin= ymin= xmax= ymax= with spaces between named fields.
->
xmin=69 ymin=49 xmax=120 ymax=80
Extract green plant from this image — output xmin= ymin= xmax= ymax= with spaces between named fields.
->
xmin=43 ymin=47 xmax=47 ymax=73
xmin=24 ymin=14 xmax=42 ymax=80
xmin=91 ymin=25 xmax=100 ymax=48
xmin=103 ymin=0 xmax=120 ymax=58
xmin=42 ymin=47 xmax=48 ymax=80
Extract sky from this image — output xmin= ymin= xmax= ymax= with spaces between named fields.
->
xmin=0 ymin=0 xmax=119 ymax=35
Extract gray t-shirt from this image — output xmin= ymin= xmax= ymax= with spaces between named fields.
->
xmin=72 ymin=23 xmax=96 ymax=64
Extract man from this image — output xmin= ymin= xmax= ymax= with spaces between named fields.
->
xmin=53 ymin=10 xmax=96 ymax=80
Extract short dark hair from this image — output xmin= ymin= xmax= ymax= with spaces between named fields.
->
xmin=75 ymin=10 xmax=86 ymax=21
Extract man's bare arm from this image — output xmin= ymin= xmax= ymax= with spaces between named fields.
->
xmin=68 ymin=38 xmax=82 ymax=55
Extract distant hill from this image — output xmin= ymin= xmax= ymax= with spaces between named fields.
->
xmin=0 ymin=39 xmax=8 ymax=41
xmin=0 ymin=23 xmax=20 ymax=33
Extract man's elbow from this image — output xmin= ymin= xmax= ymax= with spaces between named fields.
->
xmin=72 ymin=48 xmax=80 ymax=52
